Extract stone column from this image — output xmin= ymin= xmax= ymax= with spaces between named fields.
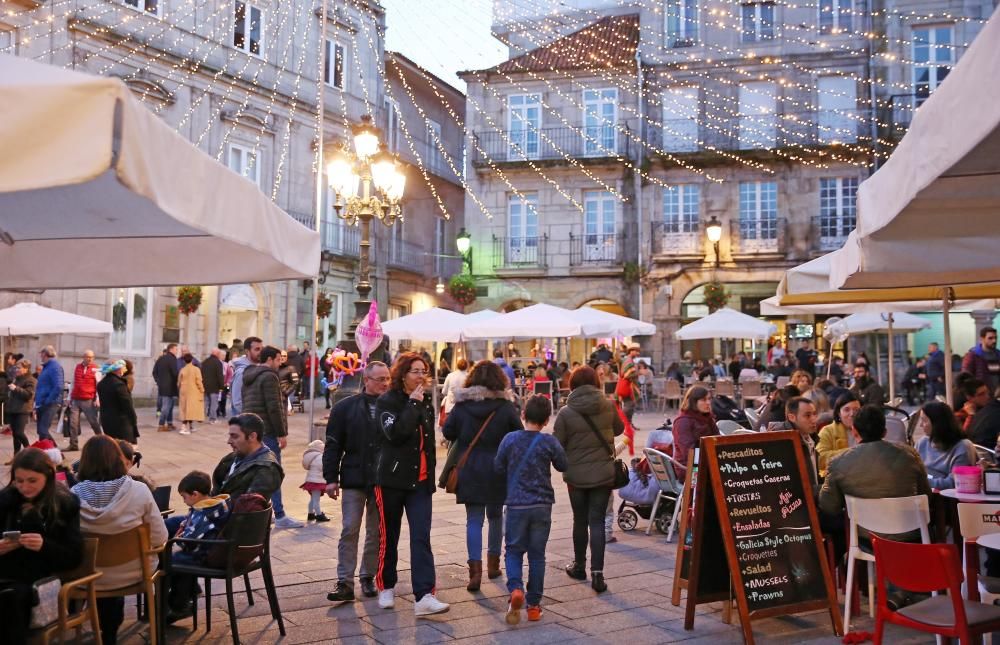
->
xmin=970 ymin=309 xmax=997 ymax=335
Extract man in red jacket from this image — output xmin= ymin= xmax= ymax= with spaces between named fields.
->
xmin=68 ymin=349 xmax=102 ymax=450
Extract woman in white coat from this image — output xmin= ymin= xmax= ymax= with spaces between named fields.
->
xmin=72 ymin=435 xmax=168 ymax=644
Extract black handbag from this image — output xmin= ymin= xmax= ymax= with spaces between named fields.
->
xmin=575 ymin=409 xmax=629 ymax=489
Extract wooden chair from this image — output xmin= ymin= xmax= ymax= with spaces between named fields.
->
xmin=165 ymin=506 xmax=285 ymax=645
xmin=714 ymin=379 xmax=735 ymax=398
xmin=872 ymin=537 xmax=1000 ymax=644
xmin=34 ymin=537 xmax=103 ymax=645
xmin=663 ymin=379 xmax=682 ymax=411
xmin=844 ymin=495 xmax=931 ymax=634
xmin=739 ymin=380 xmax=762 ymax=402
xmin=74 ymin=524 xmax=165 ymax=645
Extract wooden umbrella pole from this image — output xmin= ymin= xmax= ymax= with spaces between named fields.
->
xmin=943 ymin=290 xmax=954 ymax=407
xmin=887 ymin=314 xmax=895 ymax=403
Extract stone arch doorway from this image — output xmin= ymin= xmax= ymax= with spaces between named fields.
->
xmin=218 ymin=283 xmax=262 ymax=347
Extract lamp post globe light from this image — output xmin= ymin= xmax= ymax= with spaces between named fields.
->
xmin=326 ymin=113 xmax=406 ymax=366
xmin=455 ymin=227 xmax=473 ymax=275
xmin=705 ymin=215 xmax=723 ymax=267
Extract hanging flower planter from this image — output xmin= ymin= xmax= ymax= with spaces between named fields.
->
xmin=317 ymin=293 xmax=333 ymax=319
xmin=703 ymin=280 xmax=729 ymax=312
xmin=448 ymin=274 xmax=477 ymax=305
xmin=176 ymin=286 xmax=203 ymax=315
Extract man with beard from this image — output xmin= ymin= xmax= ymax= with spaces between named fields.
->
xmin=964 ymin=327 xmax=1000 ymax=394
xmin=850 ymin=362 xmax=885 ymax=408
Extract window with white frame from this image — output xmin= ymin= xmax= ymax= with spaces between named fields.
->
xmin=387 ymin=302 xmax=411 ymax=352
xmin=818 ymin=0 xmax=852 ymax=34
xmin=913 ymin=25 xmax=953 ymax=106
xmin=233 ymin=1 xmax=263 ymax=56
xmin=324 ymin=186 xmax=348 ymax=253
xmin=227 ymin=144 xmax=260 ymax=187
xmin=738 ymin=81 xmax=777 ymax=149
xmin=110 ymin=287 xmax=152 ymax=355
xmin=738 ymin=181 xmax=778 ymax=244
xmin=582 ymin=88 xmax=617 ymax=156
xmin=741 ymin=2 xmax=775 ymax=43
xmin=665 ymin=0 xmax=698 ymax=46
xmin=425 ymin=118 xmax=443 ymax=169
xmin=582 ymin=190 xmax=617 ymax=262
xmin=662 ymin=87 xmax=699 ymax=152
xmin=507 ymin=94 xmax=541 ymax=160
xmin=818 ymin=177 xmax=857 ymax=248
xmin=507 ymin=194 xmax=539 ymax=264
xmin=663 ymin=184 xmax=700 ymax=234
xmin=0 ymin=26 xmax=15 ymax=55
xmin=124 ymin=0 xmax=159 ymax=15
xmin=817 ymin=76 xmax=857 ymax=144
xmin=383 ymin=98 xmax=401 ymax=152
xmin=434 ymin=217 xmax=448 ymax=276
xmin=388 ymin=218 xmax=405 ymax=265
xmin=324 ymin=39 xmax=346 ymax=90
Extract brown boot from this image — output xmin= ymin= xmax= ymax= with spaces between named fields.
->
xmin=487 ymin=554 xmax=502 ymax=579
xmin=467 ymin=560 xmax=482 ymax=592
xmin=157 ymin=425 xmax=170 ymax=432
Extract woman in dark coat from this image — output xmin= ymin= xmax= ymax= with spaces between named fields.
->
xmin=6 ymin=359 xmax=36 ymax=459
xmin=671 ymin=385 xmax=719 ymax=477
xmin=97 ymin=360 xmax=139 ymax=443
xmin=442 ymin=360 xmax=521 ymax=592
xmin=0 ymin=448 xmax=84 ymax=643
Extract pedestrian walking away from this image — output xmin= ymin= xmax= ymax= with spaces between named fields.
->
xmin=229 ymin=337 xmax=263 ymax=416
xmin=97 ymin=360 xmax=139 ymax=445
xmin=67 ymin=349 xmax=102 ymax=451
xmin=152 ymin=343 xmax=180 ymax=432
xmin=323 ymin=361 xmax=389 ymax=603
xmin=371 ymin=352 xmax=449 ymax=616
xmin=201 ymin=348 xmax=225 ymax=424
xmin=177 ymin=353 xmax=205 ymax=435
xmin=34 ymin=346 xmax=64 ymax=442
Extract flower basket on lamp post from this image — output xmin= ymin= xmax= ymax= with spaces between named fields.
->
xmin=176 ymin=286 xmax=203 ymax=315
xmin=317 ymin=293 xmax=333 ymax=320
xmin=448 ymin=274 xmax=477 ymax=306
xmin=703 ymin=280 xmax=729 ymax=312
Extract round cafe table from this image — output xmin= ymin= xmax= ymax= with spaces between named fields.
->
xmin=939 ymin=489 xmax=1000 ymax=503
xmin=977 ymin=533 xmax=1000 ymax=550
xmin=937 ymin=489 xmax=1000 ymax=544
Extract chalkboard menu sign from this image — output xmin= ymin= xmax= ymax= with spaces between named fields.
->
xmin=680 ymin=431 xmax=841 ymax=644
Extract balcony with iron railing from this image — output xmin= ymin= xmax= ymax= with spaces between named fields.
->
xmin=471 ymin=123 xmax=633 ymax=165
xmin=492 ymin=234 xmax=548 ymax=270
xmin=568 ymin=231 xmax=624 ymax=267
xmin=650 ymin=221 xmax=703 ymax=257
xmin=384 ymin=238 xmax=425 ymax=272
xmin=323 ymin=221 xmax=361 ymax=258
xmin=811 ymin=214 xmax=854 ymax=253
xmin=648 ymin=110 xmax=873 ymax=156
xmin=730 ymin=217 xmax=787 ymax=255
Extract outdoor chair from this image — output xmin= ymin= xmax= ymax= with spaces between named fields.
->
xmin=716 ymin=420 xmax=743 ymax=436
xmin=642 ymin=448 xmax=685 ymax=541
xmin=884 ymin=416 xmax=909 ymax=445
xmin=164 ymin=506 xmax=285 ymax=645
xmin=744 ymin=407 xmax=761 ymax=429
xmin=649 ymin=377 xmax=666 ymax=411
xmin=739 ymin=380 xmax=762 ymax=403
xmin=974 ymin=444 xmax=997 ymax=465
xmin=33 ymin=537 xmax=103 ymax=645
xmin=733 ymin=428 xmax=757 ymax=435
xmin=152 ymin=485 xmax=173 ymax=518
xmin=956 ymin=502 xmax=1000 ymax=604
xmin=663 ymin=379 xmax=682 ymax=411
xmin=775 ymin=375 xmax=791 ymax=389
xmin=75 ymin=524 xmax=165 ymax=645
xmin=714 ymin=379 xmax=735 ymax=398
xmin=843 ymin=495 xmax=931 ymax=634
xmin=871 ymin=537 xmax=1000 ymax=643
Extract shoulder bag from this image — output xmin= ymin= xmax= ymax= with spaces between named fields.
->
xmin=445 ymin=411 xmax=496 ymax=495
xmin=575 ymin=409 xmax=630 ymax=489
xmin=29 ymin=576 xmax=61 ymax=629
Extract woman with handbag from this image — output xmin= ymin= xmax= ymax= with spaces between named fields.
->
xmin=0 ymin=448 xmax=84 ymax=643
xmin=441 ymin=360 xmax=521 ymax=592
xmin=554 ymin=365 xmax=624 ymax=593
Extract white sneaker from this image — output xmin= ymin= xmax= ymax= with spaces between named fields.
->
xmin=190 ymin=425 xmax=198 ymax=432
xmin=377 ymin=589 xmax=395 ymax=609
xmin=273 ymin=515 xmax=304 ymax=529
xmin=413 ymin=593 xmax=449 ymax=617
xmin=178 ymin=428 xmax=191 ymax=435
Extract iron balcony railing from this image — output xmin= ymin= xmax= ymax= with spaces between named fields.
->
xmin=568 ymin=231 xmax=623 ymax=266
xmin=811 ymin=214 xmax=854 ymax=253
xmin=472 ymin=123 xmax=633 ymax=165
xmin=730 ymin=216 xmax=787 ymax=254
xmin=650 ymin=221 xmax=703 ymax=256
xmin=323 ymin=221 xmax=361 ymax=258
xmin=385 ymin=238 xmax=425 ymax=271
xmin=649 ymin=109 xmax=873 ymax=154
xmin=492 ymin=234 xmax=548 ymax=269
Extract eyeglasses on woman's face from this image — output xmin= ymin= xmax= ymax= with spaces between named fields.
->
xmin=408 ymin=369 xmax=429 ymax=376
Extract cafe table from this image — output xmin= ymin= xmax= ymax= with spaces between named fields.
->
xmin=977 ymin=533 xmax=1000 ymax=550
xmin=937 ymin=488 xmax=1000 ymax=544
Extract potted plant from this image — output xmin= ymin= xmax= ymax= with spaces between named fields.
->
xmin=703 ymin=280 xmax=729 ymax=312
xmin=317 ymin=293 xmax=333 ymax=319
xmin=176 ymin=286 xmax=203 ymax=315
xmin=448 ymin=274 xmax=477 ymax=305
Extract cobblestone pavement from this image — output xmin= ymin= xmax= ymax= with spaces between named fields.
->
xmin=9 ymin=402 xmax=933 ymax=644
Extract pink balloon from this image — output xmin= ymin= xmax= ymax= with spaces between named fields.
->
xmin=356 ymin=301 xmax=384 ymax=361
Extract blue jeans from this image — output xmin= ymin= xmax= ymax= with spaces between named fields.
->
xmin=164 ymin=515 xmax=184 ymax=537
xmin=465 ymin=503 xmax=503 ymax=561
xmin=35 ymin=403 xmax=60 ymax=441
xmin=158 ymin=395 xmax=175 ymax=425
xmin=261 ymin=435 xmax=286 ymax=518
xmin=505 ymin=506 xmax=552 ymax=607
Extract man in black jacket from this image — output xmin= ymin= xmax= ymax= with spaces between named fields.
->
xmin=201 ymin=348 xmax=225 ymax=425
xmin=323 ymin=361 xmax=390 ymax=602
xmin=152 ymin=344 xmax=179 ymax=432
xmin=212 ymin=413 xmax=284 ymax=500
xmin=242 ymin=346 xmax=302 ymax=529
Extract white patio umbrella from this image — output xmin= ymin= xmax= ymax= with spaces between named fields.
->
xmin=462 ymin=303 xmax=584 ymax=340
xmin=0 ymin=54 xmax=320 ymax=288
xmin=830 ymin=9 xmax=1000 ymax=291
xmin=675 ymin=308 xmax=777 ymax=341
xmin=573 ymin=306 xmax=656 ymax=337
xmin=381 ymin=307 xmax=468 ymax=343
xmin=0 ymin=302 xmax=113 ymax=337
xmin=839 ymin=312 xmax=931 ymax=401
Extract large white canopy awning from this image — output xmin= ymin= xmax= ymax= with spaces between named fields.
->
xmin=0 ymin=55 xmax=320 ymax=289
xmin=830 ymin=9 xmax=1000 ymax=290
xmin=0 ymin=302 xmax=112 ymax=336
xmin=675 ymin=308 xmax=777 ymax=341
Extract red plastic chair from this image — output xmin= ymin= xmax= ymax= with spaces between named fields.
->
xmin=872 ymin=536 xmax=1000 ymax=644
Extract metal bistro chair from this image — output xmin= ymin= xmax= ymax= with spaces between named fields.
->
xmin=739 ymin=379 xmax=762 ymax=404
xmin=642 ymin=448 xmax=686 ymax=541
xmin=974 ymin=444 xmax=997 ymax=466
xmin=716 ymin=420 xmax=744 ymax=436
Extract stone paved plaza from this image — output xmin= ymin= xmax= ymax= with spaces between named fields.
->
xmin=10 ymin=404 xmax=935 ymax=644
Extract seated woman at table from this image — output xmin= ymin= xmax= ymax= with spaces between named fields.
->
xmin=915 ymin=401 xmax=976 ymax=490
xmin=527 ymin=365 xmax=552 ymax=398
xmin=755 ymin=384 xmax=800 ymax=431
xmin=816 ymin=392 xmax=861 ymax=478
xmin=671 ymin=386 xmax=719 ymax=476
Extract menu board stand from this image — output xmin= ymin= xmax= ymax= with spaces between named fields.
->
xmin=681 ymin=431 xmax=842 ymax=644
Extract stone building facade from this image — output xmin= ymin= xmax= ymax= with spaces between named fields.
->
xmin=461 ymin=0 xmax=996 ymax=368
xmin=1 ymin=0 xmax=464 ymax=397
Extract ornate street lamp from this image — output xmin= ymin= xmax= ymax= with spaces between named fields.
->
xmin=455 ymin=227 xmax=472 ymax=275
xmin=327 ymin=114 xmax=407 ymax=352
xmin=705 ymin=215 xmax=722 ymax=267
